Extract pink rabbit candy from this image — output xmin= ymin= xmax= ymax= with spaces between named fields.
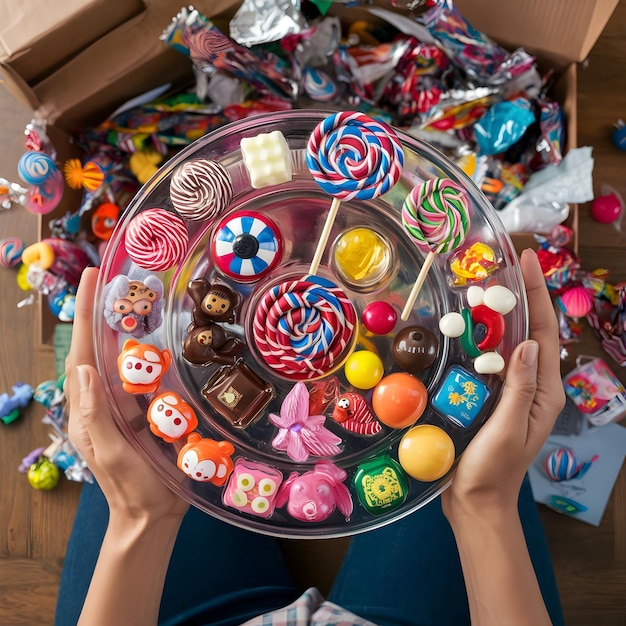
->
xmin=276 ymin=461 xmax=353 ymax=523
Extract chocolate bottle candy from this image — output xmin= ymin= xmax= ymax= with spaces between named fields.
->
xmin=201 ymin=359 xmax=274 ymax=429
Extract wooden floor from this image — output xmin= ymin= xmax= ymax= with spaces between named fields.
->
xmin=1 ymin=5 xmax=625 ymax=624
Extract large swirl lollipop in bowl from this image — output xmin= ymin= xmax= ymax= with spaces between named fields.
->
xmin=401 ymin=178 xmax=471 ymax=321
xmin=252 ymin=275 xmax=357 ymax=381
xmin=306 ymin=111 xmax=404 ymax=275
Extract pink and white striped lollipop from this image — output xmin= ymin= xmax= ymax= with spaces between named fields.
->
xmin=401 ymin=178 xmax=471 ymax=320
xmin=305 ymin=111 xmax=404 ymax=274
xmin=124 ymin=208 xmax=189 ymax=272
xmin=252 ymin=275 xmax=357 ymax=381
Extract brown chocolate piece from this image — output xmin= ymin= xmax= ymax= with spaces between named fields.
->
xmin=187 ymin=278 xmax=241 ymax=325
xmin=392 ymin=326 xmax=439 ymax=372
xmin=201 ymin=359 xmax=274 ymax=429
xmin=183 ymin=322 xmax=242 ymax=366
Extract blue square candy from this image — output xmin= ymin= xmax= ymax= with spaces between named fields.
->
xmin=432 ymin=366 xmax=491 ymax=428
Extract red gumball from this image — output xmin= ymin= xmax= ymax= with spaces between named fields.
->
xmin=591 ymin=193 xmax=623 ymax=224
xmin=362 ymin=301 xmax=397 ymax=335
xmin=371 ymin=372 xmax=427 ymax=429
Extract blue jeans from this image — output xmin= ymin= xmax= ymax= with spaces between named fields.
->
xmin=55 ymin=476 xmax=564 ymax=626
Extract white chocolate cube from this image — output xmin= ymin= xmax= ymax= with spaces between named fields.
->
xmin=240 ymin=131 xmax=292 ymax=189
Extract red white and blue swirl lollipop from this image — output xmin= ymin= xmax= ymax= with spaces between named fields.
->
xmin=253 ymin=275 xmax=357 ymax=381
xmin=211 ymin=210 xmax=283 ymax=283
xmin=305 ymin=111 xmax=404 ymax=274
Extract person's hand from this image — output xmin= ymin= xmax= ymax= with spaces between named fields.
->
xmin=442 ymin=248 xmax=565 ymax=524
xmin=65 ymin=266 xmax=189 ymax=523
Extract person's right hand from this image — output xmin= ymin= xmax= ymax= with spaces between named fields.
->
xmin=442 ymin=248 xmax=565 ymax=524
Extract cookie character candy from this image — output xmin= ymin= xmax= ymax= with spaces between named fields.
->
xmin=187 ymin=278 xmax=242 ymax=325
xmin=211 ymin=210 xmax=282 ymax=282
xmin=182 ymin=322 xmax=242 ymax=366
xmin=252 ymin=274 xmax=357 ymax=381
xmin=117 ymin=339 xmax=171 ymax=394
xmin=276 ymin=461 xmax=353 ymax=523
xmin=147 ymin=391 xmax=198 ymax=443
xmin=401 ymin=178 xmax=470 ymax=321
xmin=124 ymin=208 xmax=189 ymax=272
xmin=170 ymin=159 xmax=233 ymax=221
xmin=306 ymin=111 xmax=404 ymax=275
xmin=177 ymin=433 xmax=235 ymax=486
xmin=103 ymin=275 xmax=164 ymax=338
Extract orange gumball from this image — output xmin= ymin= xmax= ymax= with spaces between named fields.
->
xmin=398 ymin=424 xmax=455 ymax=482
xmin=371 ymin=372 xmax=427 ymax=429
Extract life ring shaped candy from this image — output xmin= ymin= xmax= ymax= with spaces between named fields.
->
xmin=439 ymin=285 xmax=517 ymax=375
xmin=459 ymin=305 xmax=505 ymax=356
xmin=211 ymin=210 xmax=283 ymax=283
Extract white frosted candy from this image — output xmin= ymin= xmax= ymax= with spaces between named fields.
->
xmin=241 ymin=131 xmax=292 ymax=188
xmin=439 ymin=312 xmax=465 ymax=337
xmin=474 ymin=351 xmax=505 ymax=374
xmin=483 ymin=285 xmax=517 ymax=315
xmin=466 ymin=285 xmax=485 ymax=308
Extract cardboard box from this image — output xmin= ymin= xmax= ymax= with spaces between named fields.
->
xmin=0 ymin=0 xmax=237 ymax=131
xmin=0 ymin=0 xmax=145 ymax=84
xmin=1 ymin=0 xmax=615 ymax=344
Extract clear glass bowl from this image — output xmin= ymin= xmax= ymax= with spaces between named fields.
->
xmin=94 ymin=109 xmax=528 ymax=538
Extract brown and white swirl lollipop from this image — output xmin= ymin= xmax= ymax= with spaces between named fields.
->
xmin=170 ymin=159 xmax=233 ymax=222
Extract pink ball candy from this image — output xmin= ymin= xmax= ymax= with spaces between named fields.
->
xmin=362 ymin=301 xmax=397 ymax=335
xmin=591 ymin=194 xmax=622 ymax=224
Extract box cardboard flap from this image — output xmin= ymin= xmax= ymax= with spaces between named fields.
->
xmin=0 ymin=0 xmax=145 ymax=83
xmin=454 ymin=0 xmax=619 ymax=63
xmin=31 ymin=0 xmax=242 ymax=131
xmin=0 ymin=62 xmax=40 ymax=110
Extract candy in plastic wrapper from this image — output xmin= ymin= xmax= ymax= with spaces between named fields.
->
xmin=422 ymin=88 xmax=497 ymax=131
xmin=479 ymin=160 xmax=529 ymax=211
xmin=343 ymin=37 xmax=413 ymax=104
xmin=162 ymin=7 xmax=297 ymax=100
xmin=474 ymin=98 xmax=536 ymax=156
xmin=383 ymin=40 xmax=448 ymax=121
xmin=229 ymin=0 xmax=304 ymax=46
xmin=422 ymin=0 xmax=535 ymax=85
xmin=536 ymin=98 xmax=565 ymax=166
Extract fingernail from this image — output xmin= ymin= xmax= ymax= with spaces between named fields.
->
xmin=521 ymin=341 xmax=538 ymax=366
xmin=76 ymin=365 xmax=90 ymax=392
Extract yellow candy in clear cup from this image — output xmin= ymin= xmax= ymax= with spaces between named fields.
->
xmin=334 ymin=227 xmax=391 ymax=288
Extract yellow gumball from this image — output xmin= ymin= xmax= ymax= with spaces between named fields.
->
xmin=398 ymin=425 xmax=455 ymax=482
xmin=344 ymin=350 xmax=384 ymax=389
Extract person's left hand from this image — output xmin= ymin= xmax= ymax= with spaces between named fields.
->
xmin=65 ymin=266 xmax=189 ymax=523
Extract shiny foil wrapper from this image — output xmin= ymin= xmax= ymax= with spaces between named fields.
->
xmin=230 ymin=0 xmax=304 ymax=46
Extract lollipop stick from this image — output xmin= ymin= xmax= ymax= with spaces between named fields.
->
xmin=309 ymin=196 xmax=341 ymax=276
xmin=401 ymin=251 xmax=435 ymax=321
